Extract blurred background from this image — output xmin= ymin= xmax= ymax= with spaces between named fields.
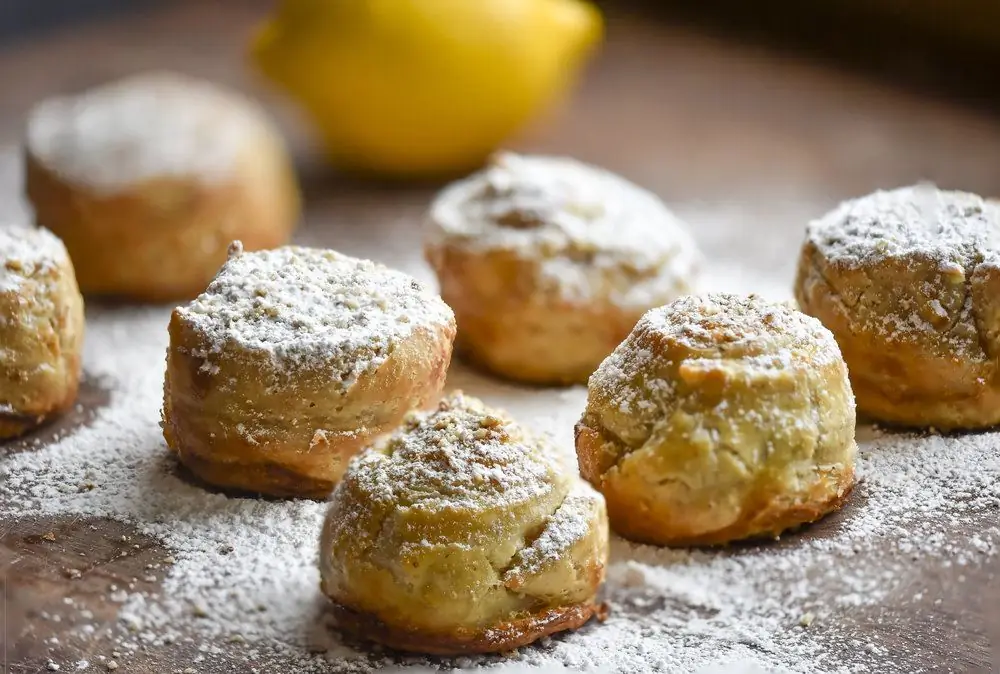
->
xmin=1 ymin=0 xmax=999 ymax=288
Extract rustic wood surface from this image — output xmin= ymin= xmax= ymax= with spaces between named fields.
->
xmin=1 ymin=2 xmax=999 ymax=672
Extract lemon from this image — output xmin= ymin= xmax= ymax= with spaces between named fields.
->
xmin=250 ymin=0 xmax=602 ymax=177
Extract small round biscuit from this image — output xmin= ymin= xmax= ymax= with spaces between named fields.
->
xmin=0 ymin=226 xmax=84 ymax=438
xmin=796 ymin=185 xmax=1000 ymax=429
xmin=320 ymin=392 xmax=609 ymax=655
xmin=425 ymin=152 xmax=701 ymax=385
xmin=162 ymin=243 xmax=455 ymax=498
xmin=576 ymin=293 xmax=856 ymax=546
xmin=25 ymin=71 xmax=300 ymax=301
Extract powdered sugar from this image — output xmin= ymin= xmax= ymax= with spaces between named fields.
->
xmin=177 ymin=244 xmax=454 ymax=390
xmin=339 ymin=392 xmax=559 ymax=515
xmin=426 ymin=153 xmax=702 ymax=309
xmin=1 ymin=206 xmax=997 ymax=673
xmin=800 ymin=183 xmax=1000 ymax=364
xmin=3 ymin=301 xmax=997 ymax=673
xmin=26 ymin=72 xmax=264 ymax=194
xmin=0 ymin=225 xmax=69 ymax=292
xmin=806 ymin=184 xmax=1000 ymax=267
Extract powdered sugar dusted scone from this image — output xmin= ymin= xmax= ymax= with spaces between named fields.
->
xmin=162 ymin=243 xmax=455 ymax=498
xmin=320 ymin=392 xmax=608 ymax=654
xmin=796 ymin=185 xmax=1000 ymax=429
xmin=425 ymin=152 xmax=701 ymax=385
xmin=576 ymin=294 xmax=856 ymax=546
xmin=0 ymin=226 xmax=84 ymax=439
xmin=25 ymin=71 xmax=300 ymax=301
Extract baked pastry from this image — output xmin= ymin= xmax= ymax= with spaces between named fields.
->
xmin=162 ymin=243 xmax=455 ymax=498
xmin=0 ymin=226 xmax=84 ymax=438
xmin=796 ymin=185 xmax=1000 ymax=429
xmin=25 ymin=71 xmax=300 ymax=301
xmin=425 ymin=152 xmax=701 ymax=385
xmin=319 ymin=392 xmax=609 ymax=655
xmin=576 ymin=293 xmax=856 ymax=546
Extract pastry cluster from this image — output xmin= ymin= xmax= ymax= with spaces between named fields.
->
xmin=12 ymin=67 xmax=1000 ymax=659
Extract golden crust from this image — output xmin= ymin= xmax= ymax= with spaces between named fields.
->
xmin=425 ymin=153 xmax=700 ymax=385
xmin=577 ymin=294 xmax=857 ymax=546
xmin=162 ymin=246 xmax=456 ymax=498
xmin=795 ymin=186 xmax=1000 ymax=430
xmin=0 ymin=228 xmax=85 ymax=440
xmin=319 ymin=393 xmax=609 ymax=654
xmin=430 ymin=246 xmax=650 ymax=385
xmin=24 ymin=73 xmax=300 ymax=302
xmin=329 ymin=599 xmax=607 ymax=656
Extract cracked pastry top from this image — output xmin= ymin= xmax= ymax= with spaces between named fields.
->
xmin=795 ymin=184 xmax=1000 ymax=429
xmin=576 ymin=293 xmax=856 ymax=547
xmin=24 ymin=71 xmax=300 ymax=301
xmin=162 ymin=243 xmax=456 ymax=499
xmin=424 ymin=151 xmax=702 ymax=385
xmin=319 ymin=392 xmax=609 ymax=655
xmin=0 ymin=226 xmax=84 ymax=439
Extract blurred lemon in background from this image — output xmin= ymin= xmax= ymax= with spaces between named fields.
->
xmin=251 ymin=0 xmax=603 ymax=178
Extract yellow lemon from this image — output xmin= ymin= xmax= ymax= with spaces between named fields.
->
xmin=250 ymin=0 xmax=602 ymax=177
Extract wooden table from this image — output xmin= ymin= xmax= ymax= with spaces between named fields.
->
xmin=1 ymin=2 xmax=999 ymax=672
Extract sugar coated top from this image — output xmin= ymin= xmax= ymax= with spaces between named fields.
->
xmin=0 ymin=226 xmax=70 ymax=293
xmin=805 ymin=184 xmax=1000 ymax=269
xmin=176 ymin=243 xmax=454 ymax=388
xmin=427 ymin=152 xmax=701 ymax=308
xmin=342 ymin=392 xmax=561 ymax=515
xmin=27 ymin=71 xmax=268 ymax=193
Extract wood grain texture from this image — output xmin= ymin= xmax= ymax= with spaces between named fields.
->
xmin=0 ymin=1 xmax=998 ymax=672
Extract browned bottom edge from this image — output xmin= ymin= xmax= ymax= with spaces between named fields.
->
xmin=329 ymin=599 xmax=608 ymax=656
xmin=173 ymin=447 xmax=335 ymax=500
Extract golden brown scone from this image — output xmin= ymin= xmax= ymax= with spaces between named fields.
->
xmin=576 ymin=293 xmax=856 ymax=547
xmin=162 ymin=243 xmax=455 ymax=498
xmin=0 ymin=226 xmax=84 ymax=439
xmin=25 ymin=71 xmax=300 ymax=302
xmin=796 ymin=185 xmax=1000 ymax=430
xmin=319 ymin=392 xmax=609 ymax=655
xmin=425 ymin=152 xmax=702 ymax=385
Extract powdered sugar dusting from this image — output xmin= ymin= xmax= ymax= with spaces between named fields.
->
xmin=505 ymin=481 xmax=601 ymax=581
xmin=800 ymin=184 xmax=1000 ymax=358
xmin=807 ymin=184 xmax=1000 ymax=267
xmin=26 ymin=71 xmax=264 ymax=193
xmin=426 ymin=153 xmax=702 ymax=309
xmin=1 ymin=297 xmax=998 ymax=672
xmin=341 ymin=392 xmax=559 ymax=515
xmin=177 ymin=244 xmax=454 ymax=390
xmin=0 ymin=225 xmax=69 ymax=292
xmin=591 ymin=294 xmax=843 ymax=419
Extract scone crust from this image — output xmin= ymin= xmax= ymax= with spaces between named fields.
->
xmin=0 ymin=227 xmax=84 ymax=439
xmin=162 ymin=245 xmax=455 ymax=498
xmin=319 ymin=393 xmax=609 ymax=654
xmin=795 ymin=185 xmax=1000 ymax=429
xmin=577 ymin=293 xmax=856 ymax=546
xmin=425 ymin=152 xmax=701 ymax=385
xmin=24 ymin=72 xmax=300 ymax=302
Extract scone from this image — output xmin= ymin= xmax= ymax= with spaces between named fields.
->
xmin=576 ymin=293 xmax=856 ymax=546
xmin=25 ymin=71 xmax=300 ymax=302
xmin=0 ymin=226 xmax=84 ymax=438
xmin=319 ymin=392 xmax=609 ymax=655
xmin=162 ymin=243 xmax=455 ymax=498
xmin=796 ymin=184 xmax=1000 ymax=429
xmin=425 ymin=152 xmax=701 ymax=385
